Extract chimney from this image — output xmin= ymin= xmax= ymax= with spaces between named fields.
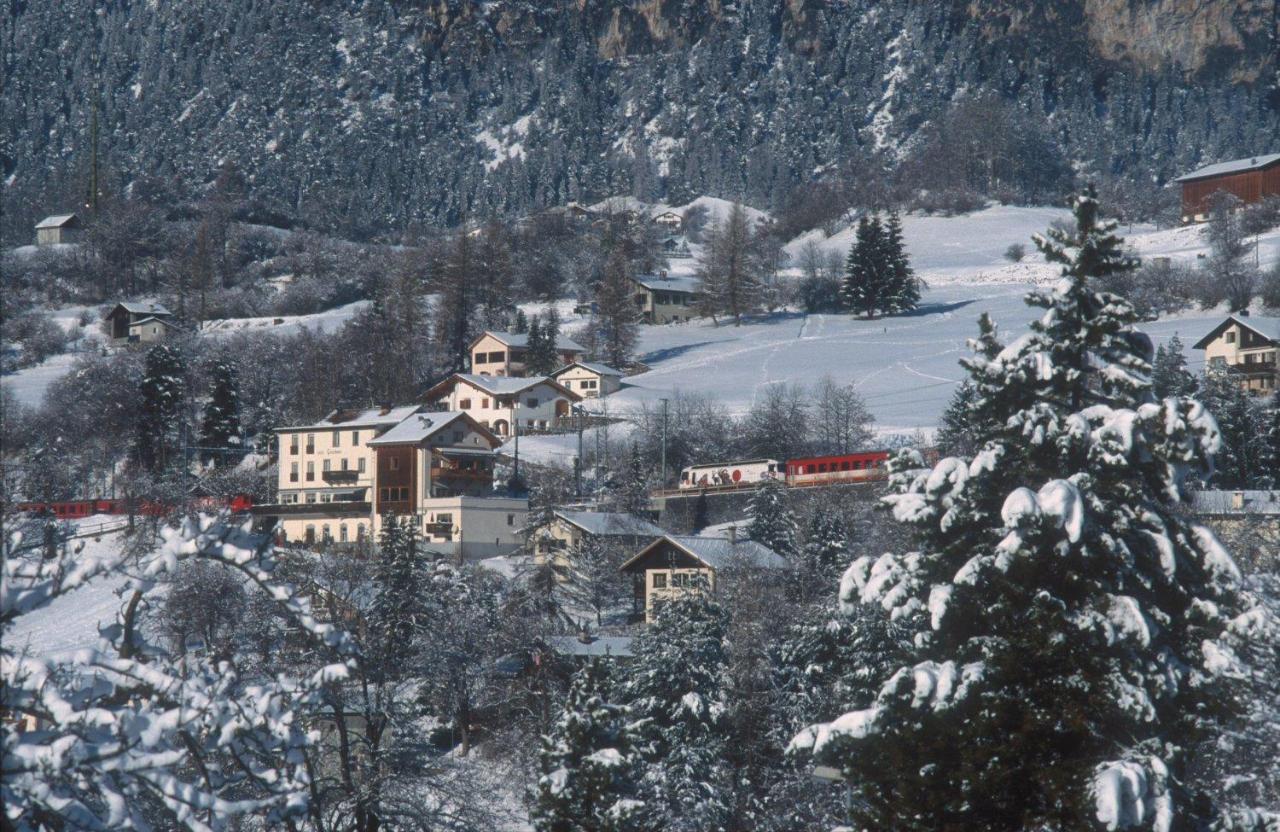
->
xmin=659 ymin=269 xmax=668 ymax=280
xmin=727 ymin=525 xmax=737 ymax=545
xmin=1231 ymin=491 xmax=1245 ymax=510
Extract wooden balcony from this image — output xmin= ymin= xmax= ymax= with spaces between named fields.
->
xmin=321 ymin=469 xmax=360 ymax=484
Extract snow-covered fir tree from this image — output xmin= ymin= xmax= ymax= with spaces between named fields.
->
xmin=747 ymin=476 xmax=799 ymax=559
xmin=1151 ymin=335 xmax=1198 ymax=400
xmin=613 ymin=442 xmax=652 ymax=517
xmin=799 ymin=509 xmax=849 ymax=591
xmin=622 ymin=591 xmax=734 ymax=832
xmin=936 ymin=313 xmax=1007 ymax=458
xmin=532 ymin=660 xmax=642 ymax=832
xmin=590 ymin=250 xmax=641 ymax=370
xmin=1259 ymin=394 xmax=1280 ymax=489
xmin=882 ymin=210 xmax=920 ymax=314
xmin=842 ymin=215 xmax=890 ymax=319
xmin=369 ymin=513 xmax=427 ymax=672
xmin=1198 ymin=369 xmax=1266 ymax=488
xmin=199 ymin=357 xmax=241 ymax=466
xmin=791 ymin=188 xmax=1271 ymax=830
xmin=133 ymin=343 xmax=187 ymax=471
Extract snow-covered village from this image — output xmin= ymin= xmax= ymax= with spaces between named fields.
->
xmin=3 ymin=3 xmax=1280 ymax=831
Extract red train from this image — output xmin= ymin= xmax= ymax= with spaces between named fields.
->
xmin=785 ymin=450 xmax=894 ymax=487
xmin=14 ymin=495 xmax=254 ymax=520
xmin=677 ymin=449 xmax=923 ymax=493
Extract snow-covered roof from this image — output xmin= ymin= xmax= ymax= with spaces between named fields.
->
xmin=475 ymin=330 xmax=586 ymax=352
xmin=632 ymin=274 xmax=701 ymax=294
xmin=1173 ymin=153 xmax=1280 ymax=183
xmin=128 ymin=316 xmax=176 ymax=328
xmin=622 ymin=534 xmax=788 ymax=572
xmin=546 ymin=635 xmax=634 ymax=658
xmin=284 ymin=404 xmax=421 ymax=432
xmin=552 ymin=361 xmax=623 ymax=378
xmin=109 ymin=301 xmax=173 ymax=317
xmin=366 ymin=411 xmax=468 ymax=446
xmin=1192 ymin=315 xmax=1280 ymax=349
xmin=1190 ymin=490 xmax=1280 ymax=516
xmin=427 ymin=373 xmax=581 ymax=402
xmin=553 ymin=510 xmax=664 ymax=537
xmin=35 ymin=213 xmax=78 ymax=229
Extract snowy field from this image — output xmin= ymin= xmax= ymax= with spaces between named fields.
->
xmin=6 ymin=518 xmax=136 ymax=657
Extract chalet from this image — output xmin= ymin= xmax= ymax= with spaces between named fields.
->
xmin=531 ymin=509 xmax=664 ymax=570
xmin=550 ymin=361 xmax=624 ymax=398
xmin=652 ymin=210 xmax=683 ymax=231
xmin=1192 ymin=315 xmax=1280 ymax=394
xmin=258 ymin=406 xmax=527 ymax=560
xmin=469 ymin=330 xmax=587 ymax=377
xmin=1174 ymin=153 xmax=1280 ymax=223
xmin=631 ymin=273 xmax=701 ymax=324
xmin=620 ymin=532 xmax=787 ymax=623
xmin=35 ymin=213 xmax=82 ymax=245
xmin=104 ymin=302 xmax=174 ymax=343
xmin=424 ymin=373 xmax=582 ymax=435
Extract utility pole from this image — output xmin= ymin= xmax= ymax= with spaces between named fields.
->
xmin=511 ymin=399 xmax=520 ymax=485
xmin=659 ymin=397 xmax=669 ymax=489
xmin=575 ymin=406 xmax=584 ymax=499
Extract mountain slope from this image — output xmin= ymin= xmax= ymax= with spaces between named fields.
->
xmin=3 ymin=0 xmax=1277 ymax=240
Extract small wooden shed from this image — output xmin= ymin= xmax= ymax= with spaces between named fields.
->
xmin=35 ymin=213 xmax=82 ymax=245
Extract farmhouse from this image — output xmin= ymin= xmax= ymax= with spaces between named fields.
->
xmin=104 ymin=302 xmax=174 ymax=343
xmin=35 ymin=213 xmax=82 ymax=245
xmin=651 ymin=210 xmax=683 ymax=231
xmin=620 ymin=532 xmax=787 ymax=623
xmin=469 ymin=330 xmax=587 ymax=377
xmin=631 ymin=273 xmax=701 ymax=324
xmin=550 ymin=361 xmax=623 ymax=398
xmin=1192 ymin=315 xmax=1280 ymax=394
xmin=424 ymin=373 xmax=582 ymax=434
xmin=531 ymin=509 xmax=665 ymax=571
xmin=1173 ymin=153 xmax=1280 ymax=223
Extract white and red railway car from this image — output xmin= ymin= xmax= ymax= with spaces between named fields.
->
xmin=678 ymin=459 xmax=782 ymax=490
xmin=784 ymin=450 xmax=891 ymax=487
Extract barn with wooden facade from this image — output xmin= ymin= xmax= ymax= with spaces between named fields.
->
xmin=1174 ymin=153 xmax=1280 ymax=223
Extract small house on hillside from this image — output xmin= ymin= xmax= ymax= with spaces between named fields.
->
xmin=1174 ymin=153 xmax=1280 ymax=223
xmin=531 ymin=509 xmax=665 ymax=570
xmin=424 ymin=372 xmax=582 ymax=435
xmin=1192 ymin=315 xmax=1280 ymax=394
xmin=35 ymin=213 xmax=82 ymax=246
xmin=551 ymin=361 xmax=624 ymax=398
xmin=620 ymin=532 xmax=787 ymax=623
xmin=652 ymin=210 xmax=683 ymax=231
xmin=469 ymin=330 xmax=587 ymax=377
xmin=630 ymin=273 xmax=701 ymax=324
xmin=105 ymin=302 xmax=174 ymax=344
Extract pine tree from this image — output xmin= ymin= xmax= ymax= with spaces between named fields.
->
xmin=592 ymin=251 xmax=641 ymax=369
xmin=1260 ymin=394 xmax=1280 ymax=489
xmin=512 ymin=308 xmax=529 ymax=334
xmin=1152 ymin=335 xmax=1198 ymax=399
xmin=696 ymin=202 xmax=761 ymax=326
xmin=369 ymin=514 xmax=426 ymax=676
xmin=614 ymin=443 xmax=652 ymax=516
xmin=134 ymin=343 xmax=187 ymax=472
xmin=526 ymin=316 xmax=547 ymax=375
xmin=746 ymin=477 xmax=798 ymax=560
xmin=798 ymin=510 xmax=848 ymax=591
xmin=1199 ymin=369 xmax=1264 ymax=488
xmin=842 ymin=215 xmax=895 ymax=319
xmin=533 ymin=661 xmax=641 ymax=832
xmin=623 ymin=592 xmax=733 ymax=832
xmin=882 ymin=210 xmax=920 ymax=314
xmin=526 ymin=313 xmax=559 ymax=375
xmin=791 ymin=189 xmax=1264 ymax=830
xmin=199 ymin=358 xmax=241 ymax=466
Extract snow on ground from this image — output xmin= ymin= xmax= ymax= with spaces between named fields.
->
xmin=589 ymin=195 xmax=770 ymax=228
xmin=200 ymin=300 xmax=368 ymax=338
xmin=6 ymin=519 xmax=137 ymax=657
xmin=4 ymin=351 xmax=83 ymax=408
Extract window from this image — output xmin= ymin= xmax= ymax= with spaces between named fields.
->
xmin=527 ymin=398 xmax=539 ymax=408
xmin=652 ymin=573 xmax=668 ymax=589
xmin=380 ymin=487 xmax=389 ymax=502
xmin=436 ymin=513 xmax=453 ymax=525
xmin=507 ymin=514 xmax=515 ymax=526
xmin=841 ymin=461 xmax=851 ymax=471
xmin=332 ymin=430 xmax=340 ymax=447
xmin=358 ymin=458 xmax=366 ymax=473
xmin=341 ymin=458 xmax=349 ymax=471
xmin=321 ymin=525 xmax=331 ymax=542
xmin=289 ymin=436 xmax=299 ymax=454
xmin=357 ymin=524 xmax=366 ymax=542
xmin=584 ymin=379 xmax=597 ymax=389
xmin=290 ymin=462 xmax=299 ymax=482
xmin=490 ymin=351 xmax=506 ymax=363
xmin=305 ymin=492 xmax=317 ymax=504
xmin=352 ymin=430 xmax=360 ymax=445
xmin=452 ymin=430 xmax=464 ymax=442
xmin=306 ymin=434 xmax=315 ymax=453
xmin=1226 ymin=331 xmax=1236 ymax=344
xmin=306 ymin=461 xmax=315 ymax=481
xmin=339 ymin=525 xmax=348 ymax=543
xmin=482 ymin=398 xmax=490 ymax=408
xmin=323 ymin=459 xmax=331 ymax=472
xmin=460 ymin=398 xmax=472 ymax=409
xmin=818 ymin=463 xmax=828 ymax=473
xmin=305 ymin=525 xmax=315 ymax=544
xmin=389 ymin=456 xmax=400 ymax=471
xmin=806 ymin=464 xmax=816 ymax=474
xmin=320 ymin=493 xmax=332 ymax=503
